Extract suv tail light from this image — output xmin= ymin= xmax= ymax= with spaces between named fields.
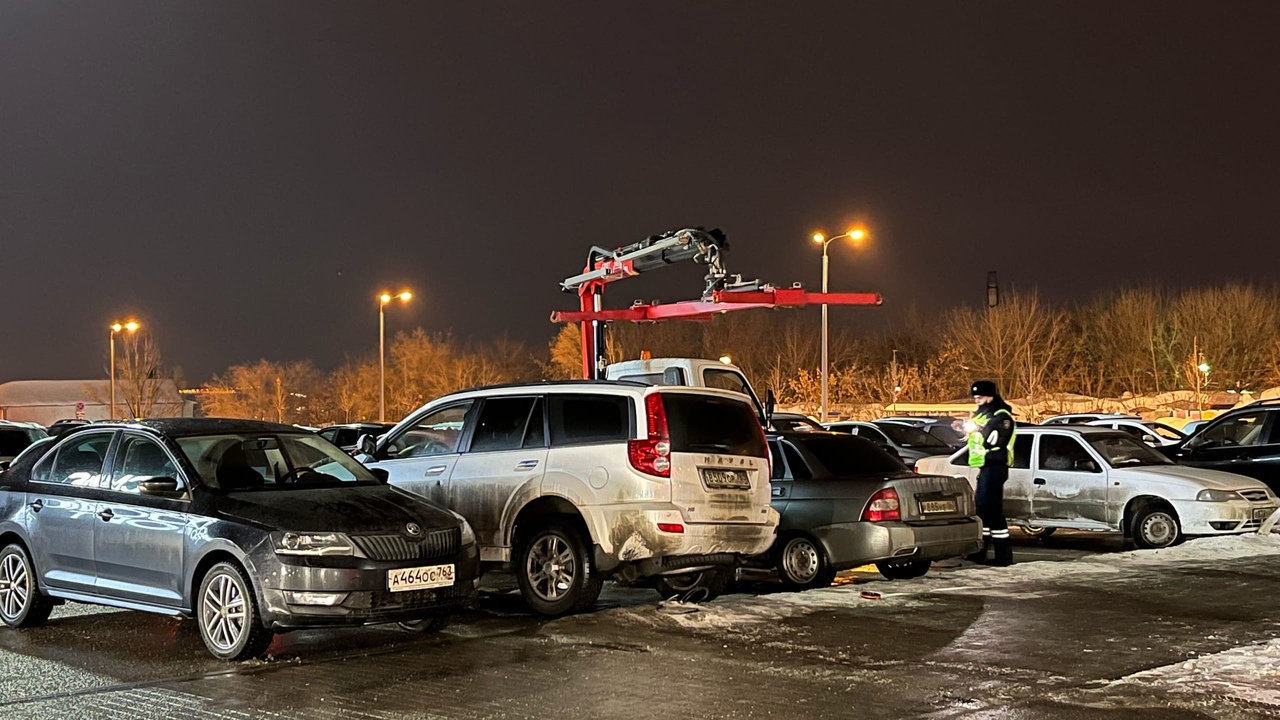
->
xmin=862 ymin=488 xmax=901 ymax=522
xmin=628 ymin=393 xmax=671 ymax=477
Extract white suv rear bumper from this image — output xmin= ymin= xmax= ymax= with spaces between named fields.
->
xmin=585 ymin=504 xmax=779 ymax=566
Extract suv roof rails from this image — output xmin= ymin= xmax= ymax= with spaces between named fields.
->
xmin=1242 ymin=397 xmax=1280 ymax=408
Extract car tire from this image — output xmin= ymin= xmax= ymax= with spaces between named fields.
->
xmin=398 ymin=615 xmax=450 ymax=633
xmin=775 ymin=535 xmax=837 ymax=591
xmin=1019 ymin=525 xmax=1057 ymax=540
xmin=1131 ymin=503 xmax=1182 ymax=550
xmin=0 ymin=544 xmax=54 ymax=628
xmin=515 ymin=521 xmax=603 ymax=617
xmin=876 ymin=559 xmax=931 ymax=580
xmin=653 ymin=568 xmax=734 ymax=601
xmin=196 ymin=562 xmax=274 ymax=661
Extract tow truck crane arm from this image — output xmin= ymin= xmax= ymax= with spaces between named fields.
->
xmin=553 ymin=227 xmax=882 ymax=379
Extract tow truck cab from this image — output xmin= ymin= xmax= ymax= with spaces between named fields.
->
xmin=605 ymin=359 xmax=764 ymax=416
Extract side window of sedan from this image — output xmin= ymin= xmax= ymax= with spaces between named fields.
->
xmin=110 ymin=435 xmax=181 ymax=494
xmin=46 ymin=433 xmax=115 ymax=487
xmin=383 ymin=402 xmax=474 ymax=459
xmin=1038 ymin=435 xmax=1100 ymax=473
xmin=1011 ymin=434 xmax=1033 ymax=469
xmin=781 ymin=443 xmax=812 ymax=480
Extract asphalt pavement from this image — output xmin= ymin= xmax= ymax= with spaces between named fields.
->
xmin=2 ymin=530 xmax=1276 ymax=720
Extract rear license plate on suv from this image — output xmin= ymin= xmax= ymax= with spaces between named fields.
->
xmin=919 ymin=499 xmax=958 ymax=514
xmin=701 ymin=468 xmax=750 ymax=490
xmin=387 ymin=563 xmax=455 ymax=592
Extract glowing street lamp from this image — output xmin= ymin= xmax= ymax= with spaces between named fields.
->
xmin=812 ymin=228 xmax=869 ymax=421
xmin=109 ymin=320 xmax=141 ymax=420
xmin=719 ymin=355 xmax=733 ymax=365
xmin=378 ymin=290 xmax=413 ymax=422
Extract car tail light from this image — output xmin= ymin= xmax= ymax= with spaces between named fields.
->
xmin=862 ymin=488 xmax=901 ymax=522
xmin=911 ymin=461 xmax=920 ymax=473
xmin=628 ymin=393 xmax=671 ymax=477
xmin=656 ymin=523 xmax=684 ymax=534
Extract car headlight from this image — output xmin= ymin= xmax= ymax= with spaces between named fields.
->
xmin=273 ymin=532 xmax=355 ymax=556
xmin=449 ymin=510 xmax=476 ymax=546
xmin=1197 ymin=489 xmax=1241 ymax=502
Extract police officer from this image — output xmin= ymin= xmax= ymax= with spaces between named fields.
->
xmin=961 ymin=380 xmax=1017 ymax=566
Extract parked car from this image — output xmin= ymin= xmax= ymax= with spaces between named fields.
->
xmin=0 ymin=421 xmax=47 ymax=465
xmin=359 ymin=381 xmax=778 ymax=615
xmin=0 ymin=419 xmax=480 ymax=660
xmin=1163 ymin=401 xmax=1280 ymax=494
xmin=1040 ymin=413 xmax=1138 ymax=426
xmin=877 ymin=417 xmax=966 ymax=449
xmin=823 ymin=420 xmax=956 ymax=463
xmin=45 ymin=419 xmax=91 ymax=438
xmin=757 ymin=431 xmax=980 ymax=589
xmin=1086 ymin=418 xmax=1186 ymax=447
xmin=769 ymin=412 xmax=826 ymax=433
xmin=317 ymin=423 xmax=396 ymax=452
xmin=916 ymin=425 xmax=1278 ymax=548
xmin=1179 ymin=419 xmax=1211 ymax=436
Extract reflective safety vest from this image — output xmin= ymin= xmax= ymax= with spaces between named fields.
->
xmin=967 ymin=408 xmax=1016 ymax=467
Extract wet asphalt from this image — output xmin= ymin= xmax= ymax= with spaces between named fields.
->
xmin=2 ymin=530 xmax=1275 ymax=719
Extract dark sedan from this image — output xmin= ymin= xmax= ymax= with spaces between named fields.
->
xmin=0 ymin=419 xmax=479 ymax=660
xmin=756 ymin=431 xmax=982 ymax=589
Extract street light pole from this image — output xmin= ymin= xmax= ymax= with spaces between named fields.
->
xmin=812 ymin=229 xmax=866 ymax=422
xmin=378 ymin=291 xmax=413 ymax=422
xmin=108 ymin=320 xmax=140 ymax=421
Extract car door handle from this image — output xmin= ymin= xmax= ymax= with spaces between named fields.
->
xmin=97 ymin=508 xmax=115 ymax=522
xmin=27 ymin=499 xmax=43 ymax=513
xmin=1033 ymin=478 xmax=1046 ymax=486
xmin=423 ymin=465 xmax=448 ymax=477
xmin=515 ymin=459 xmax=540 ymax=471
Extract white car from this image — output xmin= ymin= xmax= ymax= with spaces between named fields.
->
xmin=1085 ymin=418 xmax=1186 ymax=447
xmin=915 ymin=426 xmax=1277 ymax=548
xmin=360 ymin=381 xmax=778 ymax=615
xmin=1040 ymin=413 xmax=1139 ymax=426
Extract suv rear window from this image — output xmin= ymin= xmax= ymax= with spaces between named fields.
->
xmin=792 ymin=435 xmax=905 ymax=475
xmin=662 ymin=393 xmax=765 ymax=458
xmin=0 ymin=429 xmax=32 ymax=457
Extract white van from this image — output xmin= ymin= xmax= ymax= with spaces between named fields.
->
xmin=606 ymin=358 xmax=763 ymax=412
xmin=361 ymin=381 xmax=778 ymax=616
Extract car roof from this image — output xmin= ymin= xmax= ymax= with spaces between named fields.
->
xmin=72 ymin=418 xmax=310 ymax=438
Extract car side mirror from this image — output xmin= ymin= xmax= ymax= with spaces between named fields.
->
xmin=139 ymin=477 xmax=184 ymax=498
xmin=355 ymin=434 xmax=376 ymax=458
xmin=369 ymin=467 xmax=389 ymax=483
xmin=765 ymin=389 xmax=777 ymax=423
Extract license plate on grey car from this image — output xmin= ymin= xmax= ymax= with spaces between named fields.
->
xmin=1254 ymin=507 xmax=1276 ymax=522
xmin=387 ymin=563 xmax=455 ymax=592
xmin=919 ymin=499 xmax=957 ymax=514
xmin=701 ymin=468 xmax=750 ymax=489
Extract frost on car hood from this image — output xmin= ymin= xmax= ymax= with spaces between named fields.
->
xmin=1119 ymin=464 xmax=1271 ymax=491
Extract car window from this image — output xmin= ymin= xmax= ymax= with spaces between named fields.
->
xmin=1194 ymin=412 xmax=1270 ymax=449
xmin=664 ymin=393 xmax=767 ymax=458
xmin=875 ymin=423 xmax=951 ymax=450
xmin=333 ymin=429 xmax=359 ymax=447
xmin=1087 ymin=434 xmax=1173 ymax=468
xmin=1038 ymin=435 xmax=1100 ymax=473
xmin=550 ymin=394 xmax=630 ymax=446
xmin=470 ymin=397 xmax=540 ymax=453
xmin=781 ymin=442 xmax=813 ymax=480
xmin=1150 ymin=424 xmax=1183 ymax=441
xmin=703 ymin=369 xmax=752 ymax=397
xmin=0 ymin=429 xmax=33 ymax=458
xmin=792 ymin=434 xmax=904 ymax=476
xmin=46 ymin=432 xmax=115 ymax=487
xmin=1012 ymin=434 xmax=1032 ymax=469
xmin=176 ymin=433 xmax=378 ymax=490
xmin=618 ymin=370 xmax=687 ymax=386
xmin=523 ymin=398 xmax=546 ymax=449
xmin=857 ymin=425 xmax=889 ymax=444
xmin=384 ymin=402 xmax=474 ymax=459
xmin=109 ymin=435 xmax=182 ymax=494
xmin=769 ymin=441 xmax=785 ymax=479
xmin=318 ymin=428 xmax=338 ymax=442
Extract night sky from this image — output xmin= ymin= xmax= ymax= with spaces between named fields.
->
xmin=3 ymin=3 xmax=1278 ymax=383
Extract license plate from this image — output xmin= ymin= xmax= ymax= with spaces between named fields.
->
xmin=701 ymin=468 xmax=750 ymax=489
xmin=1254 ymin=507 xmax=1275 ymax=522
xmin=387 ymin=563 xmax=455 ymax=592
xmin=920 ymin=499 xmax=958 ymax=514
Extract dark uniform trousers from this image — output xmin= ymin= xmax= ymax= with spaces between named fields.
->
xmin=975 ymin=463 xmax=1010 ymax=542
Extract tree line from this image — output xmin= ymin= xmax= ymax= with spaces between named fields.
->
xmin=182 ymin=283 xmax=1280 ymax=425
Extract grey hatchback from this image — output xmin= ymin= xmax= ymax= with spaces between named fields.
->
xmin=0 ymin=419 xmax=479 ymax=660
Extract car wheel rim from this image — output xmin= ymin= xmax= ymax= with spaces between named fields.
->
xmin=663 ymin=572 xmax=706 ymax=593
xmin=201 ymin=573 xmax=248 ymax=652
xmin=0 ymin=554 xmax=30 ymax=621
xmin=1022 ymin=525 xmax=1047 ymax=536
xmin=1141 ymin=513 xmax=1177 ymax=547
xmin=526 ymin=534 xmax=575 ymax=603
xmin=782 ymin=538 xmax=820 ymax=583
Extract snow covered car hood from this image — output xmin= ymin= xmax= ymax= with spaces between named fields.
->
xmin=1116 ymin=464 xmax=1272 ymax=492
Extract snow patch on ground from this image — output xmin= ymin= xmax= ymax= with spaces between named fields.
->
xmin=1109 ymin=638 xmax=1280 ymax=707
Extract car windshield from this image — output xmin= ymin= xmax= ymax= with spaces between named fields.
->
xmin=1086 ymin=434 xmax=1174 ymax=467
xmin=793 ymin=434 xmax=907 ymax=475
xmin=771 ymin=415 xmax=825 ymax=432
xmin=175 ymin=433 xmax=381 ymax=490
xmin=1147 ymin=423 xmax=1185 ymax=441
xmin=875 ymin=423 xmax=952 ymax=449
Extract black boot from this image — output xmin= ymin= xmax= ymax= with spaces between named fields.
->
xmin=966 ymin=538 xmax=990 ymax=564
xmin=990 ymin=539 xmax=1013 ymax=567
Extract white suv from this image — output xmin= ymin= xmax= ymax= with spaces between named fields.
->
xmin=361 ymin=381 xmax=778 ymax=616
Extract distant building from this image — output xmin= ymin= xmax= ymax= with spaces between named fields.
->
xmin=0 ymin=379 xmax=194 ymax=426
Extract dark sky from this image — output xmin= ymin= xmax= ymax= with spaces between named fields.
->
xmin=3 ymin=2 xmax=1278 ymax=383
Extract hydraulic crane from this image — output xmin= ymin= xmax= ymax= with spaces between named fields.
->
xmin=552 ymin=227 xmax=883 ymax=379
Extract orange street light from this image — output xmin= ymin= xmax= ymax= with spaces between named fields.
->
xmin=378 ymin=290 xmax=413 ymax=422
xmin=109 ymin=319 xmax=141 ymax=420
xmin=812 ymin=227 xmax=871 ymax=421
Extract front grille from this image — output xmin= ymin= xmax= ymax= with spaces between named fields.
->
xmin=352 ymin=528 xmax=460 ymax=562
xmin=1239 ymin=489 xmax=1271 ymax=502
xmin=357 ymin=584 xmax=473 ymax=616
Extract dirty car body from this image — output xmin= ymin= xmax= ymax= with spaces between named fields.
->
xmin=757 ymin=431 xmax=981 ymax=587
xmin=0 ymin=419 xmax=479 ymax=660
